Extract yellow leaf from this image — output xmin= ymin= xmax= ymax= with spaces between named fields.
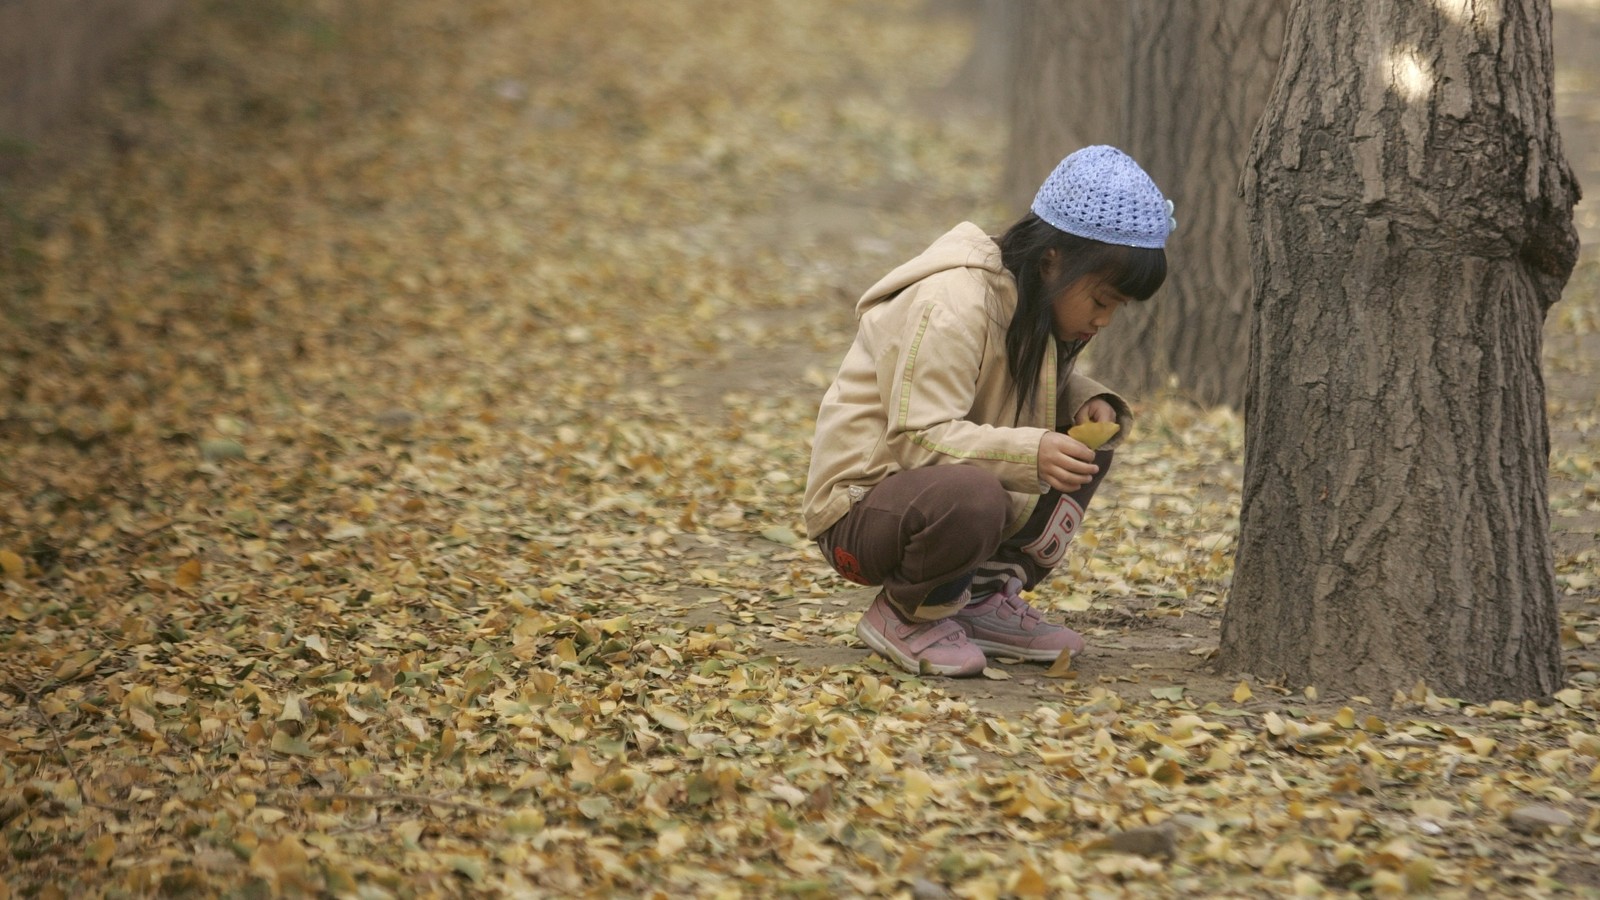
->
xmin=251 ymin=837 xmax=310 ymax=886
xmin=52 ymin=650 xmax=100 ymax=681
xmin=648 ymin=704 xmax=690 ymax=732
xmin=760 ymin=525 xmax=798 ymax=545
xmin=1329 ymin=808 xmax=1364 ymax=840
xmin=1045 ymin=647 xmax=1077 ymax=678
xmin=1291 ymin=874 xmax=1323 ymax=897
xmin=175 ymin=558 xmax=202 ymax=588
xmin=1263 ymin=839 xmax=1313 ymax=876
xmin=553 ymin=638 xmax=577 ymax=663
xmin=1370 ymin=870 xmax=1404 ymax=896
xmin=270 ymin=730 xmax=316 ymax=757
xmin=1412 ymin=798 xmax=1454 ymax=820
xmin=901 ymin=767 xmax=933 ymax=811
xmin=504 ymin=809 xmax=546 ymax=835
xmin=85 ymin=833 xmax=116 ymax=867
xmin=1066 ymin=421 xmax=1120 ymax=450
xmin=1538 ymin=748 xmax=1573 ymax=773
xmin=0 ymin=549 xmax=24 ymax=581
xmin=128 ymin=707 xmax=158 ymax=735
xmin=1232 ymin=681 xmax=1253 ymax=703
xmin=568 ymin=748 xmax=604 ymax=784
xmin=1404 ymin=857 xmax=1435 ymax=893
xmin=655 ymin=826 xmax=689 ymax=858
xmin=1012 ymin=862 xmax=1049 ymax=898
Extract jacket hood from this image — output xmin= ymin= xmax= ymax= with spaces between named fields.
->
xmin=855 ymin=222 xmax=1007 ymax=317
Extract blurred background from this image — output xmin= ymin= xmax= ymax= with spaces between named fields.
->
xmin=1 ymin=0 xmax=1595 ymax=595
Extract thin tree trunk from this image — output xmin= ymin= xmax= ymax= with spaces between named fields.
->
xmin=1001 ymin=1 xmax=1126 ymax=211
xmin=1087 ymin=1 xmax=1283 ymax=409
xmin=1219 ymin=0 xmax=1579 ymax=700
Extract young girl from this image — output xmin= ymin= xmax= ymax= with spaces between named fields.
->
xmin=802 ymin=146 xmax=1172 ymax=676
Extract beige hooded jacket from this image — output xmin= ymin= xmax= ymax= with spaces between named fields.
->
xmin=802 ymin=222 xmax=1131 ymax=540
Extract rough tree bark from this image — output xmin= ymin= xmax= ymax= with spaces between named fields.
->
xmin=1000 ymin=2 xmax=1126 ymax=212
xmin=1219 ymin=0 xmax=1580 ymax=700
xmin=1088 ymin=1 xmax=1284 ymax=408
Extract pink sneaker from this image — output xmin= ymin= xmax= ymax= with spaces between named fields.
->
xmin=855 ymin=592 xmax=986 ymax=677
xmin=954 ymin=578 xmax=1085 ymax=662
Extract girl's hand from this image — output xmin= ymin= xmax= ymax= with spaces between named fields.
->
xmin=1074 ymin=397 xmax=1117 ymax=426
xmin=1038 ymin=432 xmax=1099 ymax=493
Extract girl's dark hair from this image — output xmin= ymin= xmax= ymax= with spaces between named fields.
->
xmin=997 ymin=212 xmax=1167 ymax=418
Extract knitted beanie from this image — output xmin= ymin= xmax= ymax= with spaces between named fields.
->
xmin=1030 ymin=146 xmax=1175 ymax=249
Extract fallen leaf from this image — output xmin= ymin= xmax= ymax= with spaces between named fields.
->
xmin=175 ymin=558 xmax=202 ymax=588
xmin=0 ymin=549 xmax=26 ymax=581
xmin=760 ymin=525 xmax=799 ymax=545
xmin=1066 ymin=421 xmax=1120 ymax=450
xmin=1045 ymin=647 xmax=1077 ymax=678
xmin=648 ymin=704 xmax=691 ymax=732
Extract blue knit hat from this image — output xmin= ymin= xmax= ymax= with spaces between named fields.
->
xmin=1031 ymin=146 xmax=1175 ymax=249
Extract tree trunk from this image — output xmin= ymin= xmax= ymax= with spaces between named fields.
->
xmin=1001 ymin=1 xmax=1126 ymax=211
xmin=0 ymin=0 xmax=179 ymax=143
xmin=1086 ymin=1 xmax=1283 ymax=409
xmin=1219 ymin=0 xmax=1579 ymax=700
xmin=943 ymin=0 xmax=1020 ymax=107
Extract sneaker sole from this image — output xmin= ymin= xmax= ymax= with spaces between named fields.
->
xmin=856 ymin=618 xmax=984 ymax=677
xmin=967 ymin=638 xmax=1075 ymax=663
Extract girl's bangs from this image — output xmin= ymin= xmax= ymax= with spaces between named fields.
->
xmin=1106 ymin=245 xmax=1168 ymax=301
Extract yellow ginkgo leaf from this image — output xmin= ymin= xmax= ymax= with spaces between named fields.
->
xmin=1066 ymin=421 xmax=1120 ymax=450
xmin=175 ymin=558 xmax=203 ymax=589
xmin=0 ymin=549 xmax=25 ymax=581
xmin=1045 ymin=647 xmax=1077 ymax=678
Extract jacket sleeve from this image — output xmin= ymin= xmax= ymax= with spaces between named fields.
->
xmin=1060 ymin=370 xmax=1134 ymax=448
xmin=879 ymin=292 xmax=1049 ymax=493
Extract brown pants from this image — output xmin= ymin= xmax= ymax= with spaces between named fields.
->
xmin=818 ymin=451 xmax=1113 ymax=621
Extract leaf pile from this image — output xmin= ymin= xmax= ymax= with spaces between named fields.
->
xmin=3 ymin=0 xmax=1599 ymax=896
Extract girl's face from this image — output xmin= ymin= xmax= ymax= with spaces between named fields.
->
xmin=1047 ymin=268 xmax=1131 ymax=343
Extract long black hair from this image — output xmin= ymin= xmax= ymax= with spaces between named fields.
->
xmin=997 ymin=212 xmax=1167 ymax=418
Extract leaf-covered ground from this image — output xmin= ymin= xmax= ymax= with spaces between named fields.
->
xmin=2 ymin=0 xmax=1599 ymax=896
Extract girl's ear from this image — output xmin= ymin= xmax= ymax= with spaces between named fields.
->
xmin=1040 ymin=248 xmax=1059 ymax=283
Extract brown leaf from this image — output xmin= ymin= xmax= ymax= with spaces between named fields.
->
xmin=0 ymin=549 xmax=25 ymax=581
xmin=1044 ymin=647 xmax=1077 ymax=678
xmin=175 ymin=558 xmax=202 ymax=588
